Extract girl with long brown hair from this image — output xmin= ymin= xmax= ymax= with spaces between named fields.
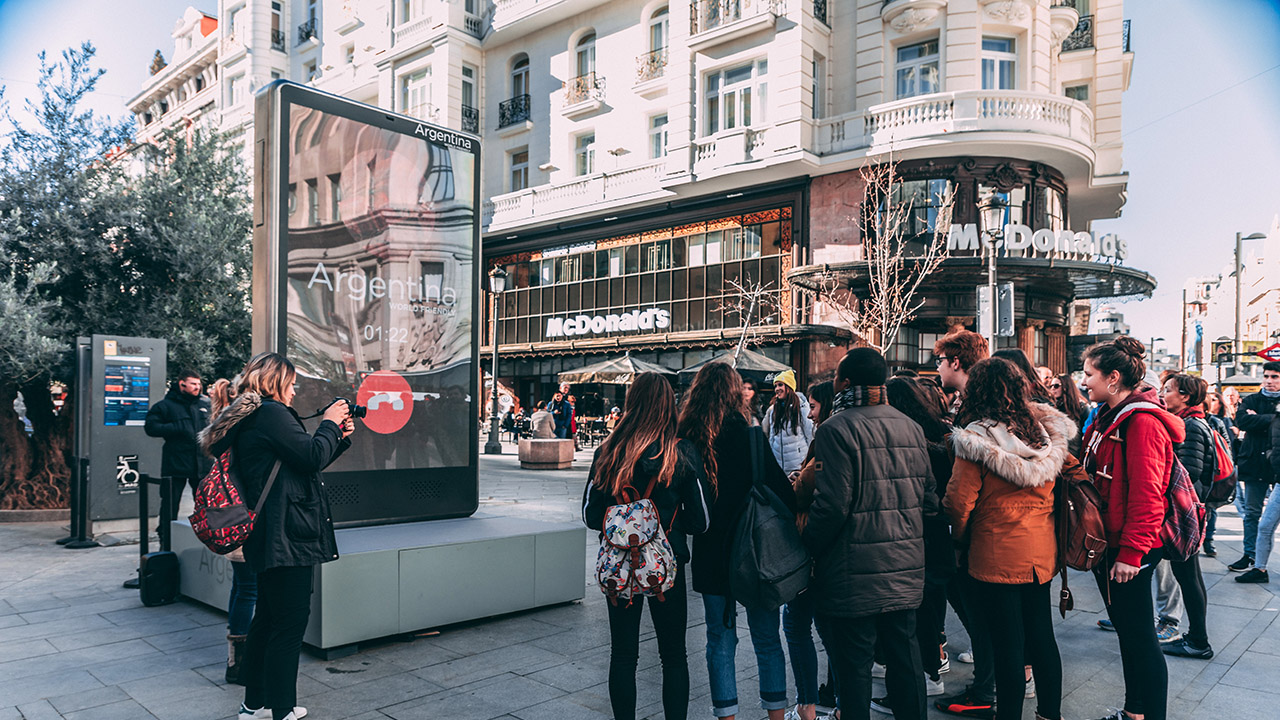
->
xmin=583 ymin=372 xmax=710 ymax=720
xmin=764 ymin=370 xmax=814 ymax=474
xmin=679 ymin=362 xmax=796 ymax=720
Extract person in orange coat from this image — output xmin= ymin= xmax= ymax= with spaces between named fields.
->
xmin=944 ymin=357 xmax=1080 ymax=720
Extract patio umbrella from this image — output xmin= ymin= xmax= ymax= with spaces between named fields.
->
xmin=677 ymin=347 xmax=793 ymax=386
xmin=558 ymin=354 xmax=677 ymax=385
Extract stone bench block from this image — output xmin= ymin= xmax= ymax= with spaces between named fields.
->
xmin=519 ymin=438 xmax=575 ymax=470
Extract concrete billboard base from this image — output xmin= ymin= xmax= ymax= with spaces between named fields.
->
xmin=170 ymin=515 xmax=586 ymax=657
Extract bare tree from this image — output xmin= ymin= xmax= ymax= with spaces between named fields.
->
xmin=806 ymin=157 xmax=955 ymax=351
xmin=718 ymin=277 xmax=780 ymax=365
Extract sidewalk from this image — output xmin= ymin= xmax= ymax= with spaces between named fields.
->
xmin=0 ymin=444 xmax=1276 ymax=719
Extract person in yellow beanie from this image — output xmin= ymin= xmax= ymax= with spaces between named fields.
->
xmin=764 ymin=369 xmax=813 ymax=474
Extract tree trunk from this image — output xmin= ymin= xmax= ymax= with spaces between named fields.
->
xmin=0 ymin=380 xmax=35 ymax=508
xmin=0 ymin=378 xmax=72 ymax=509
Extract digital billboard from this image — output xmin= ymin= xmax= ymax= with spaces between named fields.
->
xmin=253 ymin=82 xmax=480 ymax=526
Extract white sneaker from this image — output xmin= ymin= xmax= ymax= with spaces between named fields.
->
xmin=1025 ymin=672 xmax=1036 ymax=698
xmin=939 ymin=651 xmax=951 ymax=674
xmin=925 ymin=674 xmax=946 ymax=697
xmin=784 ymin=708 xmax=801 ymax=720
xmin=238 ymin=705 xmax=308 ymax=719
xmin=956 ymin=650 xmax=975 ymax=664
xmin=872 ymin=662 xmax=886 ymax=678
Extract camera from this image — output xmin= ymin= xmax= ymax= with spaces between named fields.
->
xmin=328 ymin=397 xmax=367 ymax=419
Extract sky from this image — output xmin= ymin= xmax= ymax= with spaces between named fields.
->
xmin=2 ymin=0 xmax=1279 ymax=353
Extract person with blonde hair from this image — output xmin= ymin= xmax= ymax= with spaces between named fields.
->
xmin=200 ymin=353 xmax=353 ymax=720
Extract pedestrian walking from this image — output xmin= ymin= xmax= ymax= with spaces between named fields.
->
xmin=764 ymin=369 xmax=814 ymax=475
xmin=1236 ymin=384 xmax=1280 ymax=585
xmin=945 ymin=357 xmax=1076 ymax=720
xmin=201 ymin=353 xmax=354 ymax=720
xmin=144 ymin=369 xmax=213 ymax=520
xmin=1081 ymin=337 xmax=1179 ymax=720
xmin=679 ymin=362 xmax=796 ymax=720
xmin=1201 ymin=391 xmax=1234 ymax=557
xmin=582 ymin=372 xmax=711 ymax=720
xmin=1228 ymin=362 xmax=1280 ymax=572
xmin=803 ymin=347 xmax=934 ymax=720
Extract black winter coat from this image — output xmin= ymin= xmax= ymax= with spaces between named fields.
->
xmin=582 ymin=439 xmax=712 ymax=564
xmin=1271 ymin=414 xmax=1280 ymax=478
xmin=202 ymin=393 xmax=349 ymax=574
xmin=1174 ymin=411 xmax=1216 ymax=498
xmin=923 ymin=439 xmax=956 ymax=585
xmin=145 ymin=389 xmax=213 ymax=479
xmin=1235 ymin=392 xmax=1279 ymax=482
xmin=802 ymin=403 xmax=935 ymax=618
xmin=690 ymin=414 xmax=796 ymax=596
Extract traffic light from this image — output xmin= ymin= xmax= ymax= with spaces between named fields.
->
xmin=1214 ymin=341 xmax=1233 ymax=365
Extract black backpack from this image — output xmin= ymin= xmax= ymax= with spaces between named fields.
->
xmin=729 ymin=427 xmax=810 ymax=611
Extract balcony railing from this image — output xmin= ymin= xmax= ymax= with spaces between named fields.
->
xmin=498 ymin=94 xmax=531 ymax=128
xmin=691 ymin=0 xmax=780 ymax=35
xmin=814 ymin=0 xmax=828 ymax=26
xmin=464 ymin=12 xmax=485 ymax=38
xmin=636 ymin=48 xmax=668 ymax=84
xmin=815 ymin=90 xmax=1095 ymax=157
xmin=297 ymin=18 xmax=318 ymax=45
xmin=393 ymin=14 xmax=434 ymax=45
xmin=487 ymin=160 xmax=666 ymax=229
xmin=563 ymin=72 xmax=605 ymax=107
xmin=1050 ymin=0 xmax=1076 ymax=7
xmin=1123 ymin=19 xmax=1131 ymax=52
xmin=270 ymin=29 xmax=287 ymax=51
xmin=461 ymin=104 xmax=479 ymax=134
xmin=1062 ymin=14 xmax=1093 ymax=52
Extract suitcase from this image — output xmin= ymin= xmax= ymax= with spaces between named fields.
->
xmin=139 ymin=550 xmax=180 ymax=606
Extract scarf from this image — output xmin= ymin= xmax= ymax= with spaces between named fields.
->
xmin=1261 ymin=387 xmax=1280 ymax=398
xmin=831 ymin=385 xmax=886 ymax=413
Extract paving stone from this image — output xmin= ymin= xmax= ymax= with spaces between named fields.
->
xmin=118 ymin=669 xmax=218 ymax=704
xmin=0 ymin=669 xmax=104 ymax=709
xmin=14 ymin=700 xmax=61 ymax=720
xmin=64 ymin=698 xmax=159 ymax=720
xmin=1217 ymin=649 xmax=1280 ymax=691
xmin=411 ymin=642 xmax=569 ymax=689
xmin=510 ymin=695 xmax=612 ymax=720
xmin=46 ymin=685 xmax=131 ymax=715
xmin=300 ymin=672 xmax=444 ymax=716
xmin=142 ymin=622 xmax=227 ymax=653
xmin=0 ymin=706 xmax=19 ymax=720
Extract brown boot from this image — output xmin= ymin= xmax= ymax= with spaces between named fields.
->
xmin=225 ymin=634 xmax=248 ymax=685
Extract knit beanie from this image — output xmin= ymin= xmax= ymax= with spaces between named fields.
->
xmin=773 ymin=369 xmax=797 ymax=391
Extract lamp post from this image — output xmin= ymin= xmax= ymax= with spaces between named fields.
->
xmin=1149 ymin=336 xmax=1165 ymax=366
xmin=484 ymin=266 xmax=508 ymax=455
xmin=1234 ymin=231 xmax=1267 ymax=376
xmin=978 ymin=196 xmax=1006 ymax=350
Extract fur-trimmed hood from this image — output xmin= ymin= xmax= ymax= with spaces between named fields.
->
xmin=950 ymin=403 xmax=1076 ymax=489
xmin=198 ymin=391 xmax=262 ymax=456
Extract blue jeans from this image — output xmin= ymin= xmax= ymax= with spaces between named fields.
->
xmin=228 ymin=561 xmax=258 ymax=636
xmin=702 ymin=593 xmax=789 ymax=717
xmin=1204 ymin=507 xmax=1218 ymax=544
xmin=783 ymin=591 xmax=820 ymax=705
xmin=1241 ymin=479 xmax=1271 ymax=558
xmin=1254 ymin=484 xmax=1280 ymax=571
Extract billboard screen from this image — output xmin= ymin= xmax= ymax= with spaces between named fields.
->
xmin=253 ymin=82 xmax=480 ymax=526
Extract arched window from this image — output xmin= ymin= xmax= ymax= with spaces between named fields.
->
xmin=511 ymin=54 xmax=530 ymax=97
xmin=575 ymin=33 xmax=596 ymax=78
xmin=649 ymin=7 xmax=668 ymax=53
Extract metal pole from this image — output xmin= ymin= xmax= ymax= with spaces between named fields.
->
xmin=987 ymin=238 xmax=998 ymax=350
xmin=1235 ymin=231 xmax=1243 ymax=377
xmin=1180 ymin=289 xmax=1187 ymax=371
xmin=484 ymin=291 xmax=503 ymax=455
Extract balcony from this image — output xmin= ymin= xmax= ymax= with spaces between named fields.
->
xmin=498 ymin=94 xmax=532 ymax=129
xmin=297 ymin=18 xmax=318 ymax=46
xmin=462 ymin=104 xmax=479 ymax=134
xmin=220 ymin=34 xmax=247 ymax=63
xmin=815 ymin=90 xmax=1095 ymax=156
xmin=562 ymin=72 xmax=605 ymax=116
xmin=693 ymin=124 xmax=774 ymax=177
xmin=1123 ymin=19 xmax=1132 ymax=52
xmin=689 ymin=0 xmax=781 ymax=50
xmin=487 ymin=160 xmax=667 ymax=230
xmin=1062 ymin=14 xmax=1093 ymax=52
xmin=635 ymin=48 xmax=667 ymax=88
xmin=814 ymin=0 xmax=828 ymax=26
xmin=465 ymin=12 xmax=486 ymax=39
xmin=270 ymin=29 xmax=287 ymax=52
xmin=393 ymin=14 xmax=435 ymax=47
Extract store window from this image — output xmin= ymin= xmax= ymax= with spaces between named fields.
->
xmin=896 ymin=40 xmax=939 ymax=99
xmin=977 ymin=184 xmax=1027 ymax=228
xmin=510 ymin=149 xmax=529 ymax=191
xmin=1034 ymin=186 xmax=1066 ymax=231
xmin=981 ymin=37 xmax=1016 ymax=90
xmin=575 ymin=133 xmax=595 ymax=176
xmin=888 ymin=179 xmax=953 ymax=238
xmin=705 ymin=60 xmax=768 ymax=135
xmin=650 ymin=114 xmax=668 ymax=159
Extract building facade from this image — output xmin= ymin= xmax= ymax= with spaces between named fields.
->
xmin=126 ymin=8 xmax=221 ymax=153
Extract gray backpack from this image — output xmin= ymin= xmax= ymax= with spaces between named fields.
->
xmin=729 ymin=427 xmax=811 ymax=611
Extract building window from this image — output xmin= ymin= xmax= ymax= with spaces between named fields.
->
xmin=981 ymin=37 xmax=1016 ymax=90
xmin=1065 ymin=84 xmax=1089 ymax=102
xmin=306 ymin=180 xmax=319 ymax=226
xmin=328 ymin=174 xmax=341 ymax=221
xmin=649 ymin=7 xmax=669 ymax=52
xmin=462 ymin=65 xmax=477 ymax=108
xmin=812 ymin=53 xmax=826 ymax=120
xmin=402 ymin=68 xmax=430 ymax=118
xmin=575 ymin=133 xmax=595 ymax=176
xmin=896 ymin=40 xmax=939 ymax=99
xmin=195 ymin=75 xmax=205 ymax=92
xmin=402 ymin=0 xmax=427 ymax=23
xmin=344 ymin=45 xmax=355 ymax=65
xmin=288 ymin=184 xmax=297 ymax=216
xmin=978 ymin=184 xmax=1027 ymax=228
xmin=306 ymin=0 xmax=317 ymax=23
xmin=575 ymin=32 xmax=596 ymax=78
xmin=304 ymin=60 xmax=318 ymax=82
xmin=510 ymin=149 xmax=529 ymax=191
xmin=705 ymin=60 xmax=768 ymax=135
xmin=649 ymin=114 xmax=668 ymax=159
xmin=1034 ymin=186 xmax=1066 ymax=231
xmin=229 ymin=74 xmax=246 ymax=106
xmin=511 ymin=55 xmax=530 ymax=97
xmin=888 ymin=179 xmax=953 ymax=238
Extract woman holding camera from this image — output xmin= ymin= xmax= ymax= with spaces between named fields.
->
xmin=201 ymin=353 xmax=353 ymax=720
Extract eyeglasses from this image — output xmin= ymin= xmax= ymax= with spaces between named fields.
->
xmin=934 ymin=356 xmax=951 ymax=367
xmin=1049 ymin=383 xmax=1062 ymax=389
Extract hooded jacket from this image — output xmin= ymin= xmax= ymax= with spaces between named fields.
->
xmin=763 ymin=392 xmax=815 ymax=474
xmin=582 ymin=439 xmax=711 ymax=564
xmin=200 ymin=392 xmax=349 ymax=573
xmin=1173 ymin=406 xmax=1216 ymax=497
xmin=1082 ymin=388 xmax=1185 ymax=568
xmin=145 ymin=388 xmax=213 ymax=479
xmin=946 ymin=404 xmax=1081 ymax=584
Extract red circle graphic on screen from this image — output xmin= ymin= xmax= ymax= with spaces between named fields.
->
xmin=356 ymin=371 xmax=413 ymax=435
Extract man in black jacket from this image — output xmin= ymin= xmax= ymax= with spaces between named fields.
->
xmin=1228 ymin=362 xmax=1280 ymax=571
xmin=144 ymin=370 xmax=213 ymax=520
xmin=803 ymin=347 xmax=935 ymax=720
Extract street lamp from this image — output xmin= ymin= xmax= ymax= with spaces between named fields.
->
xmin=484 ymin=266 xmax=508 ymax=455
xmin=1149 ymin=336 xmax=1165 ymax=364
xmin=1235 ymin=231 xmax=1267 ymax=376
xmin=978 ymin=195 xmax=1006 ymax=350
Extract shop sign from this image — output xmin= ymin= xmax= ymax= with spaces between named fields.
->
xmin=947 ymin=224 xmax=1128 ymax=262
xmin=546 ymin=308 xmax=671 ymax=338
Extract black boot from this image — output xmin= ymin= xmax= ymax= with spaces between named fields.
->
xmin=225 ymin=634 xmax=248 ymax=685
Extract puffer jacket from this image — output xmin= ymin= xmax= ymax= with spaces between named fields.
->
xmin=1235 ymin=391 xmax=1279 ymax=482
xmin=582 ymin=439 xmax=711 ymax=563
xmin=1173 ymin=406 xmax=1216 ymax=497
xmin=763 ymin=392 xmax=814 ymax=474
xmin=200 ymin=392 xmax=349 ymax=573
xmin=145 ymin=388 xmax=214 ymax=479
xmin=945 ymin=404 xmax=1079 ymax=585
xmin=1082 ymin=388 xmax=1185 ymax=568
xmin=802 ymin=402 xmax=935 ymax=618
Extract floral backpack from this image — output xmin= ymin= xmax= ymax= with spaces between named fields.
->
xmin=189 ymin=451 xmax=281 ymax=555
xmin=595 ymin=474 xmax=677 ymax=606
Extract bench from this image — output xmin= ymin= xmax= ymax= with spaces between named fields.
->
xmin=518 ymin=438 xmax=575 ymax=470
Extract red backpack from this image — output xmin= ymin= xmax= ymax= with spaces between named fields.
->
xmin=1199 ymin=419 xmax=1238 ymax=507
xmin=189 ymin=452 xmax=281 ymax=555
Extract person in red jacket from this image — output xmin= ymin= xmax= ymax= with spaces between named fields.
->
xmin=1080 ymin=337 xmax=1183 ymax=720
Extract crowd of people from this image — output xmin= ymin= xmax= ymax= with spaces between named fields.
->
xmin=583 ymin=332 xmax=1280 ymax=720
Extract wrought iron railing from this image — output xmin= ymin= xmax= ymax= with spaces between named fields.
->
xmin=1122 ymin=19 xmax=1131 ymax=52
xmin=562 ymin=72 xmax=605 ymax=106
xmin=270 ymin=29 xmax=286 ymax=51
xmin=498 ymin=94 xmax=531 ymax=128
xmin=297 ymin=18 xmax=318 ymax=45
xmin=461 ymin=105 xmax=479 ymax=134
xmin=636 ymin=48 xmax=667 ymax=84
xmin=1062 ymin=14 xmax=1093 ymax=52
xmin=692 ymin=0 xmax=777 ymax=35
xmin=815 ymin=0 xmax=828 ymax=26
